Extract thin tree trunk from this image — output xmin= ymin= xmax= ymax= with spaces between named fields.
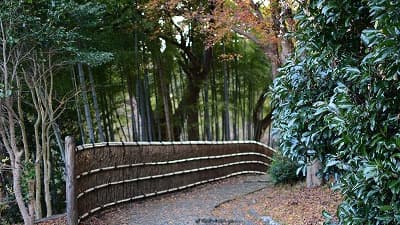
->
xmin=240 ymin=79 xmax=247 ymax=139
xmin=43 ymin=123 xmax=52 ymax=217
xmin=121 ymin=73 xmax=132 ymax=141
xmin=88 ymin=66 xmax=105 ymax=142
xmin=233 ymin=52 xmax=239 ymax=140
xmin=144 ymin=73 xmax=154 ymax=141
xmin=100 ymin=94 xmax=110 ymax=141
xmin=155 ymin=56 xmax=173 ymax=140
xmin=41 ymin=58 xmax=52 ymax=217
xmin=106 ymin=93 xmax=115 ymax=142
xmin=211 ymin=60 xmax=219 ymax=141
xmin=126 ymin=73 xmax=138 ymax=141
xmin=247 ymin=85 xmax=252 ymax=139
xmin=203 ymin=83 xmax=211 ymax=140
xmin=223 ymin=45 xmax=230 ymax=140
xmin=16 ymin=78 xmax=29 ymax=161
xmin=77 ymin=63 xmax=95 ymax=143
xmin=172 ymin=68 xmax=186 ymax=140
xmin=71 ymin=68 xmax=86 ymax=143
xmin=33 ymin=105 xmax=42 ymax=220
xmin=136 ymin=79 xmax=146 ymax=140
xmin=51 ymin=123 xmax=64 ymax=162
xmin=134 ymin=17 xmax=142 ymax=141
xmin=110 ymin=90 xmax=127 ymax=141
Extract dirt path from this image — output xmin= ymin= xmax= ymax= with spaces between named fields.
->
xmin=86 ymin=175 xmax=275 ymax=225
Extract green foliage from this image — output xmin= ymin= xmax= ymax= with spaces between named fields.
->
xmin=268 ymin=153 xmax=302 ymax=184
xmin=273 ymin=0 xmax=400 ymax=224
xmin=21 ymin=160 xmax=35 ymax=202
xmin=0 ymin=84 xmax=12 ymax=99
xmin=0 ymin=200 xmax=22 ymax=225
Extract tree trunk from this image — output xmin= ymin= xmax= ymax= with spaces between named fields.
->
xmin=211 ymin=61 xmax=219 ymax=141
xmin=223 ymin=45 xmax=230 ymax=140
xmin=106 ymin=94 xmax=115 ymax=141
xmin=12 ymin=153 xmax=34 ymax=225
xmin=155 ymin=56 xmax=174 ymax=140
xmin=253 ymin=91 xmax=273 ymax=141
xmin=203 ymin=83 xmax=212 ymax=141
xmin=71 ymin=69 xmax=86 ymax=143
xmin=120 ymin=73 xmax=132 ymax=141
xmin=186 ymin=81 xmax=201 ymax=140
xmin=233 ymin=54 xmax=239 ymax=140
xmin=51 ymin=123 xmax=64 ymax=162
xmin=306 ymin=159 xmax=323 ymax=188
xmin=34 ymin=113 xmax=42 ymax=219
xmin=126 ymin=72 xmax=138 ymax=141
xmin=136 ymin=79 xmax=146 ymax=141
xmin=252 ymin=0 xmax=294 ymax=141
xmin=100 ymin=94 xmax=110 ymax=141
xmin=143 ymin=73 xmax=154 ymax=141
xmin=16 ymin=78 xmax=29 ymax=161
xmin=0 ymin=99 xmax=35 ymax=225
xmin=77 ymin=63 xmax=95 ymax=143
xmin=88 ymin=66 xmax=105 ymax=142
xmin=43 ymin=125 xmax=52 ymax=217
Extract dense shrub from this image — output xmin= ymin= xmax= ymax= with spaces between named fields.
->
xmin=273 ymin=0 xmax=400 ymax=224
xmin=268 ymin=153 xmax=302 ymax=184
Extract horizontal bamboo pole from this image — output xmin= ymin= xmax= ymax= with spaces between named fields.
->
xmin=76 ymin=152 xmax=271 ymax=179
xmin=76 ymin=141 xmax=276 ymax=153
xmin=76 ymin=160 xmax=268 ymax=199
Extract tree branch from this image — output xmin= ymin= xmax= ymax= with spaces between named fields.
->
xmin=249 ymin=0 xmax=265 ymax=21
xmin=232 ymin=26 xmax=265 ymax=48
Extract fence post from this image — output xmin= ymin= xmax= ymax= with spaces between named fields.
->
xmin=65 ymin=136 xmax=78 ymax=225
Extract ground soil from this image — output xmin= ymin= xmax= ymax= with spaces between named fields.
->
xmin=213 ymin=181 xmax=342 ymax=225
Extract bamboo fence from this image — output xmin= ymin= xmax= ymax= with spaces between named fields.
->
xmin=65 ymin=138 xmax=276 ymax=224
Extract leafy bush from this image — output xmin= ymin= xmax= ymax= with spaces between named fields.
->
xmin=273 ymin=0 xmax=400 ymax=224
xmin=268 ymin=153 xmax=302 ymax=184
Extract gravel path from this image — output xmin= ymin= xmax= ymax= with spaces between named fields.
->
xmin=89 ymin=174 xmax=275 ymax=225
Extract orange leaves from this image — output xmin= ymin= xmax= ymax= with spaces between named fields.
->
xmin=142 ymin=0 xmax=290 ymax=52
xmin=212 ymin=0 xmax=277 ymax=46
xmin=213 ymin=182 xmax=342 ymax=225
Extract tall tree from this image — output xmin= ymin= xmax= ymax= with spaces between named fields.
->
xmin=212 ymin=0 xmax=296 ymax=140
xmin=0 ymin=11 xmax=35 ymax=223
xmin=146 ymin=0 xmax=215 ymax=140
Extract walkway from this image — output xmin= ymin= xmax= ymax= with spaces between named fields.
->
xmin=86 ymin=175 xmax=278 ymax=225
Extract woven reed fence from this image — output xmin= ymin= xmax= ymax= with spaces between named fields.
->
xmin=64 ymin=137 xmax=276 ymax=225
